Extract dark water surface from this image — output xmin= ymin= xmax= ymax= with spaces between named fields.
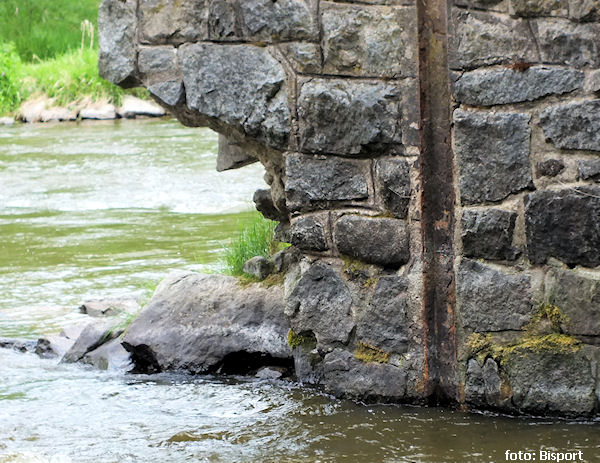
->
xmin=0 ymin=120 xmax=598 ymax=463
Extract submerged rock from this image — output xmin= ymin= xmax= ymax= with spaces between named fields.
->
xmin=0 ymin=337 xmax=37 ymax=353
xmin=79 ymin=298 xmax=140 ymax=317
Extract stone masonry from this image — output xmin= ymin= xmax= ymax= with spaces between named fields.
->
xmin=99 ymin=0 xmax=600 ymax=416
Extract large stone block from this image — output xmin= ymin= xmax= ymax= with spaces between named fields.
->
xmin=454 ymin=110 xmax=533 ymax=205
xmin=334 ymin=215 xmax=410 ymax=267
xmin=374 ymin=158 xmax=411 ymax=219
xmin=453 ymin=67 xmax=583 ymax=106
xmin=546 ymin=269 xmax=600 ymax=336
xmin=525 ymin=187 xmax=600 ymax=267
xmin=534 ymin=19 xmax=600 ymax=68
xmin=449 ymin=9 xmax=537 ymax=70
xmin=461 ymin=208 xmax=519 ymax=261
xmin=509 ymin=0 xmax=568 ymax=17
xmin=285 ymin=154 xmax=369 ymax=211
xmin=457 ymin=259 xmax=534 ymax=332
xmin=321 ymin=3 xmax=417 ymax=77
xmin=285 ymin=261 xmax=355 ymax=345
xmin=140 ymin=0 xmax=208 ymax=44
xmin=290 ymin=215 xmax=329 ymax=252
xmin=98 ymin=0 xmax=138 ymax=87
xmin=578 ymin=159 xmax=600 ymax=182
xmin=298 ymin=79 xmax=402 ymax=156
xmin=180 ymin=43 xmax=291 ymax=149
xmin=539 ymin=100 xmax=600 ymax=152
xmin=138 ymin=47 xmax=178 ymax=76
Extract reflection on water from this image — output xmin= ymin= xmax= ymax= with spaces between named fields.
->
xmin=0 ymin=120 xmax=598 ymax=463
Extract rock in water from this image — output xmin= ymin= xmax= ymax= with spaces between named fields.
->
xmin=121 ymin=271 xmax=292 ymax=374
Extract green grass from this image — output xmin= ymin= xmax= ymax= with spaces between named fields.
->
xmin=224 ymin=213 xmax=282 ymax=277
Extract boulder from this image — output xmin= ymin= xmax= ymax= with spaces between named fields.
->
xmin=0 ymin=116 xmax=15 ymax=125
xmin=61 ymin=320 xmax=122 ymax=364
xmin=79 ymin=298 xmax=140 ymax=317
xmin=122 ymin=271 xmax=291 ymax=373
xmin=253 ymin=189 xmax=282 ymax=221
xmin=40 ymin=107 xmax=77 ymax=122
xmin=117 ymin=96 xmax=166 ymax=118
xmin=81 ymin=337 xmax=132 ymax=371
xmin=36 ymin=324 xmax=87 ymax=359
xmin=79 ymin=103 xmax=117 ymax=120
xmin=0 ymin=337 xmax=37 ymax=353
xmin=18 ymin=98 xmax=46 ymax=123
xmin=243 ymin=256 xmax=274 ymax=280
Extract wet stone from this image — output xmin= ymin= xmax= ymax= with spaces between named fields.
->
xmin=540 ymin=100 xmax=600 ymax=152
xmin=461 ymin=209 xmax=519 ymax=261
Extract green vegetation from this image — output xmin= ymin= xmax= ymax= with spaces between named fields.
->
xmin=287 ymin=329 xmax=317 ymax=350
xmin=224 ymin=212 xmax=283 ymax=277
xmin=525 ymin=302 xmax=570 ymax=334
xmin=0 ymin=43 xmax=22 ymax=114
xmin=354 ymin=341 xmax=390 ymax=364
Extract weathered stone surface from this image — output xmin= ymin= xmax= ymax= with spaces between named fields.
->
xmin=61 ymin=320 xmax=120 ymax=364
xmin=217 ymin=135 xmax=258 ymax=172
xmin=180 ymin=43 xmax=290 ymax=149
xmin=454 ymin=0 xmax=507 ymax=12
xmin=537 ymin=159 xmax=565 ymax=177
xmin=0 ymin=116 xmax=14 ymax=126
xmin=138 ymin=47 xmax=177 ymax=75
xmin=540 ymin=100 xmax=600 ymax=152
xmin=457 ymin=259 xmax=533 ymax=332
xmin=243 ymin=256 xmax=274 ymax=280
xmin=334 ymin=215 xmax=409 ymax=267
xmin=449 ymin=9 xmax=537 ymax=70
xmin=118 ymin=96 xmax=166 ymax=119
xmin=285 ymin=154 xmax=369 ymax=211
xmin=509 ymin=0 xmax=568 ymax=17
xmin=277 ymin=42 xmax=321 ymax=74
xmin=465 ymin=358 xmax=507 ymax=410
xmin=253 ymin=189 xmax=282 ymax=221
xmin=320 ymin=349 xmax=408 ymax=400
xmin=140 ymin=0 xmax=207 ymax=44
xmin=534 ymin=19 xmax=600 ymax=68
xmin=285 ymin=261 xmax=354 ymax=345
xmin=98 ymin=0 xmax=138 ymax=87
xmin=525 ymin=187 xmax=600 ymax=267
xmin=584 ymin=69 xmax=600 ymax=93
xmin=298 ymin=79 xmax=402 ymax=155
xmin=80 ymin=104 xmax=117 ymax=120
xmin=122 ymin=271 xmax=291 ymax=373
xmin=453 ymin=67 xmax=583 ymax=106
xmin=545 ymin=269 xmax=600 ymax=336
xmin=454 ymin=110 xmax=532 ymax=204
xmin=40 ymin=107 xmax=77 ymax=123
xmin=357 ymin=276 xmax=410 ymax=352
xmin=375 ymin=158 xmax=411 ymax=219
xmin=321 ymin=3 xmax=417 ymax=77
xmin=0 ymin=338 xmax=37 ymax=353
xmin=82 ymin=337 xmax=132 ymax=371
xmin=570 ymin=0 xmax=600 ymax=21
xmin=504 ymin=349 xmax=597 ymax=416
xmin=148 ymin=81 xmax=185 ymax=107
xmin=461 ymin=209 xmax=519 ymax=261
xmin=272 ymin=246 xmax=301 ymax=273
xmin=36 ymin=324 xmax=86 ymax=359
xmin=578 ymin=159 xmax=600 ymax=182
xmin=290 ymin=215 xmax=328 ymax=252
xmin=79 ymin=298 xmax=140 ymax=318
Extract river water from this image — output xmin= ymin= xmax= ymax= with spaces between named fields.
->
xmin=0 ymin=119 xmax=598 ymax=463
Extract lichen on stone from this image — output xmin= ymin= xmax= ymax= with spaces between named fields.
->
xmin=287 ymin=329 xmax=316 ymax=350
xmin=524 ymin=302 xmax=570 ymax=334
xmin=354 ymin=341 xmax=390 ymax=364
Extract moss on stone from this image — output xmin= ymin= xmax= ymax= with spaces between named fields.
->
xmin=525 ymin=302 xmax=570 ymax=334
xmin=354 ymin=341 xmax=390 ymax=364
xmin=287 ymin=329 xmax=316 ymax=350
xmin=260 ymin=272 xmax=285 ymax=288
xmin=342 ymin=255 xmax=368 ymax=275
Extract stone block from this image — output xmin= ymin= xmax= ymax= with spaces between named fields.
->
xmin=453 ymin=67 xmax=583 ymax=106
xmin=540 ymin=100 xmax=600 ymax=152
xmin=578 ymin=159 xmax=600 ymax=182
xmin=454 ymin=0 xmax=507 ymax=12
xmin=243 ymin=256 xmax=274 ymax=280
xmin=461 ymin=209 xmax=519 ymax=261
xmin=537 ymin=159 xmax=565 ymax=178
xmin=374 ymin=158 xmax=411 ymax=219
xmin=253 ymin=189 xmax=283 ymax=221
xmin=534 ymin=19 xmax=600 ymax=68
xmin=218 ymin=135 xmax=257 ymax=172
xmin=334 ymin=215 xmax=410 ymax=267
xmin=298 ymin=79 xmax=402 ymax=156
xmin=454 ymin=110 xmax=533 ymax=205
xmin=148 ymin=81 xmax=184 ymax=107
xmin=457 ymin=259 xmax=534 ymax=332
xmin=138 ymin=47 xmax=178 ymax=75
xmin=569 ymin=0 xmax=600 ymax=22
xmin=278 ymin=42 xmax=322 ymax=74
xmin=509 ymin=0 xmax=568 ymax=17
xmin=321 ymin=3 xmax=417 ymax=77
xmin=290 ymin=215 xmax=329 ymax=252
xmin=525 ymin=187 xmax=600 ymax=267
xmin=180 ymin=43 xmax=291 ymax=149
xmin=285 ymin=154 xmax=369 ymax=211
xmin=449 ymin=9 xmax=537 ymax=70
xmin=465 ymin=358 xmax=507 ymax=409
xmin=140 ymin=0 xmax=208 ymax=44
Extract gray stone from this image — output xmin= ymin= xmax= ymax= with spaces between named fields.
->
xmin=0 ymin=338 xmax=37 ymax=353
xmin=98 ymin=0 xmax=138 ymax=87
xmin=253 ymin=189 xmax=282 ymax=221
xmin=584 ymin=70 xmax=600 ymax=93
xmin=217 ymin=135 xmax=258 ymax=172
xmin=118 ymin=96 xmax=166 ymax=119
xmin=36 ymin=336 xmax=74 ymax=359
xmin=79 ymin=104 xmax=117 ymax=120
xmin=449 ymin=9 xmax=537 ymax=70
xmin=40 ymin=107 xmax=77 ymax=123
xmin=545 ymin=269 xmax=600 ymax=336
xmin=334 ymin=215 xmax=410 ymax=267
xmin=453 ymin=67 xmax=583 ymax=106
xmin=453 ymin=0 xmax=507 ymax=12
xmin=61 ymin=320 xmax=121 ymax=364
xmin=139 ymin=0 xmax=208 ymax=44
xmin=525 ymin=187 xmax=600 ymax=267
xmin=272 ymin=247 xmax=301 ymax=273
xmin=274 ymin=222 xmax=291 ymax=243
xmin=79 ymin=298 xmax=140 ymax=317
xmin=298 ymin=79 xmax=402 ymax=155
xmin=148 ymin=81 xmax=184 ymax=107
xmin=321 ymin=4 xmax=417 ymax=78
xmin=243 ymin=256 xmax=275 ymax=280
xmin=540 ymin=100 xmax=600 ymax=152
xmin=357 ymin=276 xmax=410 ymax=353
xmin=290 ymin=215 xmax=328 ymax=252
xmin=457 ymin=259 xmax=534 ymax=332
xmin=375 ymin=158 xmax=411 ymax=219
xmin=578 ymin=159 xmax=600 ymax=182
xmin=180 ymin=43 xmax=291 ymax=149
xmin=465 ymin=358 xmax=507 ymax=409
xmin=454 ymin=110 xmax=533 ymax=205
xmin=534 ymin=19 xmax=600 ymax=68
xmin=570 ymin=0 xmax=600 ymax=21
xmin=138 ymin=47 xmax=177 ymax=75
xmin=18 ymin=99 xmax=46 ymax=123
xmin=277 ymin=42 xmax=321 ymax=74
xmin=81 ymin=337 xmax=132 ymax=371
xmin=461 ymin=209 xmax=519 ymax=261
xmin=122 ymin=271 xmax=291 ymax=373
xmin=285 ymin=153 xmax=369 ymax=211
xmin=285 ymin=261 xmax=354 ymax=345
xmin=255 ymin=366 xmax=284 ymax=380
xmin=537 ymin=159 xmax=565 ymax=177
xmin=509 ymin=0 xmax=568 ymax=16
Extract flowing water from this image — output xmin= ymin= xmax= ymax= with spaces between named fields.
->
xmin=0 ymin=119 xmax=598 ymax=463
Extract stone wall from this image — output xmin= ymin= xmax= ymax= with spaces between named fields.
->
xmin=99 ymin=0 xmax=600 ymax=416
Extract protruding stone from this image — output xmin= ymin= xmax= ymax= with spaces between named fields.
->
xmin=334 ymin=215 xmax=409 ymax=267
xmin=285 ymin=153 xmax=369 ymax=211
xmin=454 ymin=110 xmax=533 ymax=204
xmin=61 ymin=320 xmax=121 ymax=363
xmin=243 ymin=256 xmax=274 ymax=280
xmin=457 ymin=259 xmax=534 ymax=332
xmin=534 ymin=19 xmax=600 ymax=68
xmin=148 ymin=81 xmax=184 ymax=107
xmin=272 ymin=246 xmax=301 ymax=273
xmin=465 ymin=358 xmax=507 ymax=410
xmin=82 ymin=337 xmax=132 ymax=371
xmin=540 ymin=100 xmax=600 ymax=151
xmin=578 ymin=159 xmax=600 ymax=182
xmin=0 ymin=116 xmax=15 ymax=126
xmin=509 ymin=0 xmax=568 ymax=17
xmin=461 ymin=209 xmax=519 ymax=261
xmin=525 ymin=187 xmax=600 ymax=267
xmin=375 ymin=158 xmax=411 ymax=219
xmin=537 ymin=159 xmax=565 ymax=177
xmin=139 ymin=0 xmax=208 ymax=44
xmin=453 ymin=67 xmax=583 ymax=106
xmin=253 ymin=189 xmax=283 ymax=221
xmin=217 ymin=135 xmax=258 ymax=172
xmin=298 ymin=79 xmax=402 ymax=155
xmin=454 ymin=0 xmax=507 ymax=12
xmin=290 ymin=215 xmax=329 ymax=252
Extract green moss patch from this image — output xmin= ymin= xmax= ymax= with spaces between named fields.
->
xmin=354 ymin=341 xmax=390 ymax=364
xmin=287 ymin=329 xmax=317 ymax=350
